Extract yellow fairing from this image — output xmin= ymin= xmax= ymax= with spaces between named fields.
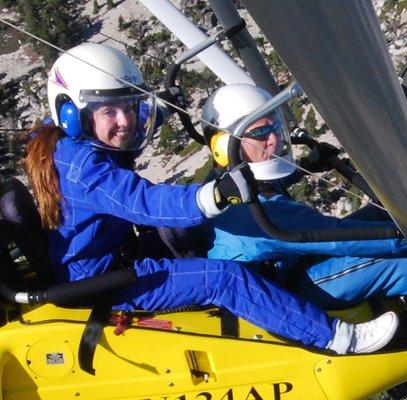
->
xmin=0 ymin=303 xmax=405 ymax=400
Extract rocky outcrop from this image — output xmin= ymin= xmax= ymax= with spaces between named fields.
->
xmin=375 ymin=0 xmax=407 ymax=68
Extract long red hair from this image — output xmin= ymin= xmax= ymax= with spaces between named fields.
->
xmin=23 ymin=123 xmax=64 ymax=230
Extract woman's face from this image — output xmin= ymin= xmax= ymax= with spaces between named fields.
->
xmin=241 ymin=118 xmax=280 ymax=162
xmin=91 ymin=101 xmax=137 ymax=149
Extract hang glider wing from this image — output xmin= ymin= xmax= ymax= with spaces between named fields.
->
xmin=241 ymin=0 xmax=407 ymax=235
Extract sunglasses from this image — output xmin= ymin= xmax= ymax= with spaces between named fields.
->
xmin=242 ymin=121 xmax=282 ymax=140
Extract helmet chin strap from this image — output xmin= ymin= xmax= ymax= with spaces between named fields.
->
xmin=248 ymin=156 xmax=296 ymax=180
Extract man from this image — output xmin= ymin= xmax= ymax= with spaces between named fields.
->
xmin=201 ymin=84 xmax=407 ymax=309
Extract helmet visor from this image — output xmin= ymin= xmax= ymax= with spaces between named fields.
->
xmin=80 ymin=87 xmax=157 ymax=151
xmin=240 ymin=110 xmax=291 ymax=163
xmin=79 ymin=86 xmax=148 ymax=104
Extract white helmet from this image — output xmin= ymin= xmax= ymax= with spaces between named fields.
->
xmin=47 ymin=43 xmax=156 ymax=149
xmin=202 ymin=84 xmax=295 ymax=180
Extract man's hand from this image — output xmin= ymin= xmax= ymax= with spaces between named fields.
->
xmin=214 ymin=162 xmax=257 ymax=209
xmin=299 ymin=142 xmax=341 ymax=173
xmin=196 ymin=163 xmax=257 ymax=218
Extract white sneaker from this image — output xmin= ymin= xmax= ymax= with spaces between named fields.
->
xmin=348 ymin=311 xmax=399 ymax=354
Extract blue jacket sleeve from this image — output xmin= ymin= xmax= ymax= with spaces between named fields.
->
xmin=75 ymin=149 xmax=206 ymax=228
xmin=208 ymin=194 xmax=407 ymax=262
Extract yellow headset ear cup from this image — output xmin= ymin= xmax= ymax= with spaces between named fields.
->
xmin=210 ymin=131 xmax=229 ymax=167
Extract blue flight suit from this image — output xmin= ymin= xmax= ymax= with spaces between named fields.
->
xmin=48 ymin=135 xmax=338 ymax=350
xmin=207 ymin=191 xmax=407 ymax=308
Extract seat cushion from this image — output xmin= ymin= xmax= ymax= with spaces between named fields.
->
xmin=0 ymin=177 xmax=50 ymax=280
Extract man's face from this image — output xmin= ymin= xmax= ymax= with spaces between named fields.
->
xmin=90 ymin=101 xmax=137 ymax=149
xmin=241 ymin=117 xmax=281 ymax=162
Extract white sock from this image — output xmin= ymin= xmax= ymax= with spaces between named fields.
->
xmin=326 ymin=319 xmax=354 ymax=354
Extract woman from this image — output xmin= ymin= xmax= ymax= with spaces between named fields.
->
xmin=23 ymin=43 xmax=398 ymax=355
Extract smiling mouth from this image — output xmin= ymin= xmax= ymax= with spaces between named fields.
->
xmin=114 ymin=130 xmax=130 ymax=138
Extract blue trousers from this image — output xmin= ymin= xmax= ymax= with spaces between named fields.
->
xmin=296 ymin=256 xmax=407 ymax=309
xmin=115 ymin=258 xmax=336 ymax=349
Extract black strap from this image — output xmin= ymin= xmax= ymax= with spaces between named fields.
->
xmin=78 ymin=296 xmax=113 ymax=375
xmin=220 ymin=309 xmax=239 ymax=337
xmin=78 ymin=247 xmax=136 ymax=375
xmin=208 ymin=308 xmax=239 ymax=337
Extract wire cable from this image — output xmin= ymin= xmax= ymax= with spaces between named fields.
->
xmin=0 ymin=16 xmax=386 ymax=211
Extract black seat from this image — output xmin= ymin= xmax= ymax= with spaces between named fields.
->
xmin=0 ymin=177 xmax=51 ymax=288
xmin=156 ymin=225 xmax=214 ymax=259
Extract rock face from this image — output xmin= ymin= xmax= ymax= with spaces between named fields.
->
xmin=375 ymin=0 xmax=407 ymax=68
xmin=0 ymin=0 xmax=406 ymax=214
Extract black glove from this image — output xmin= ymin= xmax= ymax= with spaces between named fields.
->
xmin=157 ymin=86 xmax=188 ymax=114
xmin=299 ymin=142 xmax=341 ymax=173
xmin=214 ymin=162 xmax=257 ymax=209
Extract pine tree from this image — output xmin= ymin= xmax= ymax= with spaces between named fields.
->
xmin=92 ymin=0 xmax=99 ymax=14
xmin=37 ymin=25 xmax=56 ymax=64
xmin=118 ymin=15 xmax=125 ymax=31
xmin=17 ymin=0 xmax=37 ymax=35
xmin=37 ymin=1 xmax=70 ymax=55
xmin=304 ymin=107 xmax=318 ymax=137
xmin=0 ymin=0 xmax=18 ymax=7
xmin=106 ymin=0 xmax=114 ymax=10
xmin=15 ymin=0 xmax=73 ymax=64
xmin=0 ymin=84 xmax=7 ymax=115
